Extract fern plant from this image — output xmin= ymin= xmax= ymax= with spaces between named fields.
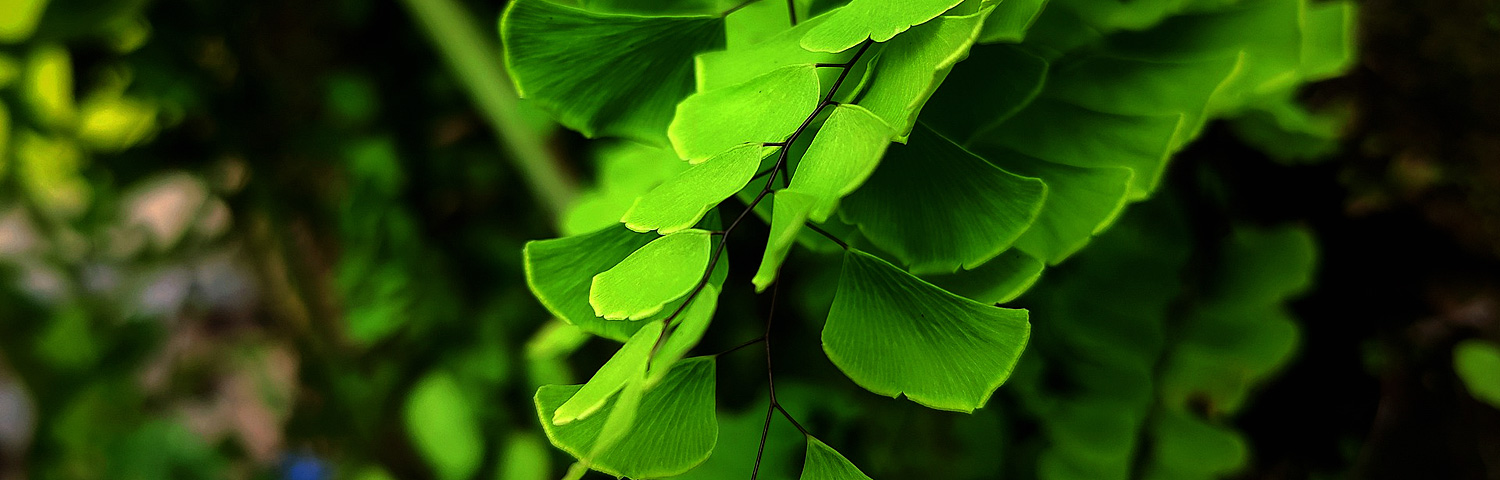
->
xmin=501 ymin=0 xmax=1353 ymax=477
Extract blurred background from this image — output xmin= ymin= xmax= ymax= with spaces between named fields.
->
xmin=0 ymin=0 xmax=1497 ymax=479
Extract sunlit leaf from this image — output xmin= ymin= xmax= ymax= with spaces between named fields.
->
xmin=799 ymin=436 xmax=872 ymax=480
xmin=590 ymin=229 xmax=712 ymax=320
xmin=524 ymin=225 xmax=657 ymax=341
xmin=502 ymin=0 xmax=725 ymax=144
xmin=669 ymin=64 xmax=822 ymax=161
xmin=535 ymin=358 xmax=718 ymax=479
xmin=564 ymin=142 xmax=689 ymax=236
xmin=648 ymin=285 xmax=721 ymax=385
xmin=622 ymin=144 xmax=772 ymax=234
xmin=841 ymin=124 xmax=1045 ymax=273
xmin=553 ymin=322 xmax=664 ymax=425
xmin=824 ymin=250 xmax=1030 ymax=412
xmin=786 ymin=104 xmax=894 ymax=221
xmin=855 ymin=7 xmax=991 ymax=140
xmin=22 ymin=45 xmax=75 ymax=128
xmin=752 ymin=190 xmax=818 ymax=292
xmin=800 ymin=0 xmax=965 ymax=53
xmin=696 ymin=14 xmax=847 ymax=92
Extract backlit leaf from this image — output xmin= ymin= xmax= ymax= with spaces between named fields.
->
xmin=502 ymin=0 xmax=725 ymax=144
xmin=535 ymin=358 xmax=718 ymax=479
xmin=752 ymin=190 xmax=818 ymax=292
xmin=670 ymin=64 xmax=822 ymax=161
xmin=524 ymin=225 xmax=657 ymax=341
xmin=799 ymin=437 xmax=872 ymax=480
xmin=622 ymin=144 xmax=772 ymax=234
xmin=589 ymin=230 xmax=712 ymax=321
xmin=1455 ymin=340 xmax=1500 ymax=409
xmin=824 ymin=250 xmax=1030 ymax=412
xmin=841 ymin=123 xmax=1045 ymax=274
xmin=800 ymin=0 xmax=965 ymax=53
xmin=855 ymin=7 xmax=991 ymax=140
xmin=552 ymin=322 xmax=664 ymax=425
xmin=786 ymin=104 xmax=894 ymax=221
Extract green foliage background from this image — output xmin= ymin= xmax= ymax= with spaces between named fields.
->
xmin=1 ymin=0 xmax=1499 ymax=479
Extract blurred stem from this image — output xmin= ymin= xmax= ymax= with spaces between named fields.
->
xmin=400 ymin=0 xmax=578 ymax=223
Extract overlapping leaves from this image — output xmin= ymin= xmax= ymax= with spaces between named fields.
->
xmin=504 ymin=0 xmax=1353 ymax=477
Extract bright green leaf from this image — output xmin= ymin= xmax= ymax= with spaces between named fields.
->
xmin=553 ymin=322 xmax=664 ymax=425
xmin=855 ymin=7 xmax=991 ymax=140
xmin=524 ymin=225 xmax=658 ymax=341
xmin=649 ymin=285 xmax=721 ymax=385
xmin=786 ymin=104 xmax=894 ymax=221
xmin=824 ymin=250 xmax=1030 ymax=412
xmin=696 ymin=14 xmax=847 ymax=92
xmin=841 ymin=123 xmax=1045 ymax=274
xmin=564 ymin=142 xmax=689 ymax=236
xmin=535 ymin=357 xmax=718 ymax=479
xmin=502 ymin=0 xmax=725 ymax=144
xmin=752 ymin=190 xmax=818 ymax=292
xmin=622 ymin=144 xmax=772 ymax=233
xmin=405 ymin=372 xmax=484 ymax=480
xmin=669 ymin=64 xmax=822 ymax=161
xmin=800 ymin=0 xmax=965 ymax=53
xmin=590 ymin=229 xmax=712 ymax=320
xmin=23 ymin=45 xmax=75 ymax=128
xmin=799 ymin=436 xmax=873 ymax=480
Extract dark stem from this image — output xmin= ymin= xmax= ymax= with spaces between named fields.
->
xmin=787 ymin=0 xmax=798 ymax=26
xmin=804 ymin=222 xmax=849 ymax=250
xmin=714 ymin=336 xmax=767 ymax=357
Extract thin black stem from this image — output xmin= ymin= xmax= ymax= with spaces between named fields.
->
xmin=750 ymin=402 xmax=775 ymax=480
xmin=751 ymin=166 xmax=776 ymax=181
xmin=645 ymin=39 xmax=875 ymax=366
xmin=803 ymin=222 xmax=848 ymax=250
xmin=714 ymin=336 xmax=766 ymax=357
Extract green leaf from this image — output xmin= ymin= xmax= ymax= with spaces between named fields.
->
xmin=925 ymin=249 xmax=1046 ymax=304
xmin=799 ymin=437 xmax=873 ymax=480
xmin=535 ymin=357 xmax=718 ymax=479
xmin=564 ymin=142 xmax=689 ymax=236
xmin=553 ymin=322 xmax=664 ymax=425
xmin=622 ymin=144 xmax=772 ymax=234
xmin=405 ymin=371 xmax=484 ymax=480
xmin=1455 ymin=340 xmax=1500 ymax=409
xmin=920 ymin=44 xmax=1048 ymax=144
xmin=975 ymin=97 xmax=1181 ymax=199
xmin=696 ymin=14 xmax=847 ymax=92
xmin=786 ymin=104 xmax=895 ymax=221
xmin=670 ymin=64 xmax=822 ymax=161
xmin=977 ymin=0 xmax=1049 ymax=43
xmin=972 ymin=145 xmax=1134 ymax=265
xmin=524 ymin=225 xmax=657 ymax=341
xmin=800 ymin=0 xmax=965 ymax=53
xmin=855 ymin=7 xmax=991 ymax=140
xmin=841 ymin=123 xmax=1046 ymax=274
xmin=824 ymin=250 xmax=1030 ymax=412
xmin=579 ymin=0 xmax=736 ymax=15
xmin=590 ymin=229 xmax=712 ymax=320
xmin=752 ymin=190 xmax=818 ymax=292
xmin=647 ymin=285 xmax=721 ymax=385
xmin=502 ymin=0 xmax=725 ymax=144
